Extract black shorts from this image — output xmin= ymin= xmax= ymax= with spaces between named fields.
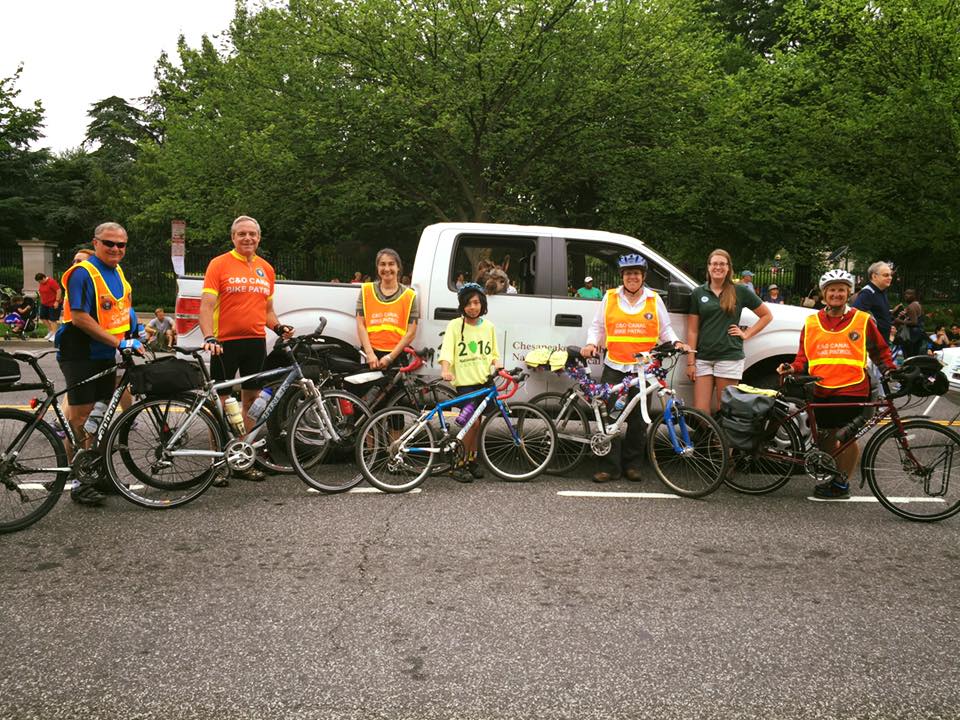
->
xmin=812 ymin=394 xmax=870 ymax=430
xmin=60 ymin=359 xmax=117 ymax=406
xmin=453 ymin=381 xmax=496 ymax=411
xmin=38 ymin=304 xmax=60 ymax=321
xmin=211 ymin=337 xmax=267 ymax=395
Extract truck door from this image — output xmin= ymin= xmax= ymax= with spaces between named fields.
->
xmin=426 ymin=229 xmax=554 ymax=373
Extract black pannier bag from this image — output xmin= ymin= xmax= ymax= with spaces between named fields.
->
xmin=128 ymin=357 xmax=204 ymax=397
xmin=0 ymin=355 xmax=21 ymax=386
xmin=719 ymin=385 xmax=778 ymax=450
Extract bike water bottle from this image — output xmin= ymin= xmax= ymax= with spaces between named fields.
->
xmin=455 ymin=401 xmax=477 ymax=427
xmin=83 ymin=401 xmax=108 ymax=434
xmin=247 ymin=387 xmax=273 ymax=420
xmin=611 ymin=393 xmax=627 ymax=418
xmin=224 ymin=396 xmax=245 ymax=434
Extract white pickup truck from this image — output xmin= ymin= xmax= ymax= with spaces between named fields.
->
xmin=175 ymin=222 xmax=813 ymax=399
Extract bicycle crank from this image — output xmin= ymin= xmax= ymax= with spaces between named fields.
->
xmin=224 ymin=440 xmax=256 ymax=471
xmin=803 ymin=449 xmax=841 ymax=483
xmin=590 ymin=432 xmax=612 ymax=457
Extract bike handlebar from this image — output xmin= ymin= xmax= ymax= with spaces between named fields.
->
xmin=495 ymin=367 xmax=526 ymax=400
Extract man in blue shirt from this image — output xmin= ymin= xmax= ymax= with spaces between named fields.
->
xmin=852 ymin=261 xmax=897 ymax=344
xmin=57 ymin=222 xmax=141 ymax=504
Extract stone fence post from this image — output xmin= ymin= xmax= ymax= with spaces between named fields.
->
xmin=16 ymin=238 xmax=58 ymax=297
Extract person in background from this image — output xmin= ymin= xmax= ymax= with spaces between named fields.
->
xmin=439 ymin=283 xmax=501 ymax=482
xmin=949 ymin=323 xmax=960 ymax=347
xmin=455 ymin=272 xmax=466 ymax=291
xmin=356 ymin=248 xmax=419 ymax=370
xmin=895 ymin=288 xmax=925 ymax=358
xmin=778 ymin=269 xmax=895 ymax=499
xmin=200 ymin=215 xmax=293 ymax=484
xmin=351 ymin=271 xmax=363 ymax=283
xmin=144 ymin=307 xmax=176 ymax=351
xmin=931 ymin=326 xmax=950 ymax=351
xmin=738 ymin=270 xmax=756 ymax=295
xmin=851 ymin=261 xmax=895 ymax=343
xmin=35 ymin=272 xmax=62 ymax=341
xmin=576 ymin=276 xmax=602 ymax=300
xmin=687 ymin=250 xmax=772 ymax=413
xmin=581 ymin=254 xmax=690 ymax=484
xmin=763 ymin=284 xmax=784 ymax=304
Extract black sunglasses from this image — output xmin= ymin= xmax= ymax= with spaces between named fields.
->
xmin=95 ymin=238 xmax=127 ymax=249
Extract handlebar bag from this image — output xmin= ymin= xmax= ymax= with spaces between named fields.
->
xmin=719 ymin=384 xmax=778 ymax=450
xmin=128 ymin=357 xmax=204 ymax=397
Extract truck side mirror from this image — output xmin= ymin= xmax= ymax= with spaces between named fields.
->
xmin=667 ymin=282 xmax=692 ymax=313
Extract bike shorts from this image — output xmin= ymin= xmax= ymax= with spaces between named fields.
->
xmin=452 ymin=381 xmax=496 ymax=411
xmin=813 ymin=393 xmax=870 ymax=430
xmin=60 ymin=359 xmax=117 ymax=406
xmin=211 ymin=337 xmax=266 ymax=395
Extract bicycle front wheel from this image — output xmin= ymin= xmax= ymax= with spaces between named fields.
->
xmin=356 ymin=407 xmax=438 ymax=492
xmin=647 ymin=406 xmax=727 ymax=498
xmin=862 ymin=419 xmax=960 ymax=522
xmin=0 ymin=409 xmax=69 ymax=534
xmin=529 ymin=391 xmax=591 ymax=474
xmin=725 ymin=416 xmax=805 ymax=495
xmin=288 ymin=390 xmax=370 ymax=493
xmin=480 ymin=402 xmax=557 ymax=481
xmin=103 ymin=396 xmax=224 ymax=509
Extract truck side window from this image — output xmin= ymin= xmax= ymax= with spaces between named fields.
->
xmin=450 ymin=234 xmax=538 ymax=296
xmin=564 ymin=240 xmax=670 ymax=297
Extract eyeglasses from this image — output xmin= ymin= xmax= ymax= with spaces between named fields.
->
xmin=95 ymin=238 xmax=127 ymax=249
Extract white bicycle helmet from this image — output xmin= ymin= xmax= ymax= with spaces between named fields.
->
xmin=819 ymin=269 xmax=855 ymax=292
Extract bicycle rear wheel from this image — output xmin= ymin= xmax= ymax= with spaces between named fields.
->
xmin=0 ymin=409 xmax=68 ymax=533
xmin=647 ymin=406 xmax=727 ymax=498
xmin=386 ymin=379 xmax=457 ymax=412
xmin=288 ymin=390 xmax=370 ymax=493
xmin=103 ymin=396 xmax=224 ymax=508
xmin=529 ymin=391 xmax=591 ymax=474
xmin=862 ymin=419 xmax=960 ymax=522
xmin=725 ymin=417 xmax=805 ymax=495
xmin=356 ymin=407 xmax=438 ymax=492
xmin=480 ymin=402 xmax=557 ymax=481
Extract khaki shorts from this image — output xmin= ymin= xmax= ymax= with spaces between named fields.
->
xmin=695 ymin=358 xmax=745 ymax=380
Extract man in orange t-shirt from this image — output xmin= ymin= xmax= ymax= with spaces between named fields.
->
xmin=199 ymin=217 xmax=293 ymax=464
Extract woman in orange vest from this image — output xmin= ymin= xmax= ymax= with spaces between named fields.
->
xmin=581 ymin=253 xmax=690 ymax=484
xmin=778 ymin=269 xmax=895 ymax=499
xmin=356 ymin=248 xmax=419 ymax=369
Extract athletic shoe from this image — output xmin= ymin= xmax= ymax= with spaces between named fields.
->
xmin=813 ymin=480 xmax=850 ymax=499
xmin=467 ymin=461 xmax=485 ymax=480
xmin=70 ymin=483 xmax=106 ymax=506
xmin=236 ymin=467 xmax=266 ymax=482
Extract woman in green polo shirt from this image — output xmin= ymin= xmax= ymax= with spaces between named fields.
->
xmin=686 ymin=249 xmax=772 ymax=413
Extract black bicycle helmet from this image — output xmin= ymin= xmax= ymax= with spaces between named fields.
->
xmin=896 ymin=356 xmax=948 ymax=397
xmin=457 ymin=282 xmax=488 ymax=316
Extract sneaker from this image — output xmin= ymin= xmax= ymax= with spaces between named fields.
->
xmin=70 ymin=483 xmax=106 ymax=506
xmin=813 ymin=480 xmax=850 ymax=499
xmin=236 ymin=467 xmax=266 ymax=482
xmin=467 ymin=461 xmax=485 ymax=480
xmin=212 ymin=476 xmax=230 ymax=488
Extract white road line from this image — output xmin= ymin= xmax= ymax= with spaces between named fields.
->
xmin=557 ymin=490 xmax=680 ymax=499
xmin=807 ymin=495 xmax=945 ymax=503
xmin=306 ymin=486 xmax=421 ymax=494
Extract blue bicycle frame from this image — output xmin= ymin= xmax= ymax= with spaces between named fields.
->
xmin=415 ymin=382 xmax=520 ymax=450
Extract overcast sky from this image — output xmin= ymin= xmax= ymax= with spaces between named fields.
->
xmin=2 ymin=0 xmax=240 ymax=152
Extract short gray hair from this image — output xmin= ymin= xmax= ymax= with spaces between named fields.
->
xmin=868 ymin=261 xmax=890 ymax=279
xmin=231 ymin=215 xmax=261 ymax=235
xmin=93 ymin=222 xmax=127 ymax=239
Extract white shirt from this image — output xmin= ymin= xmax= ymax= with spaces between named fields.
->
xmin=586 ymin=286 xmax=679 ymax=371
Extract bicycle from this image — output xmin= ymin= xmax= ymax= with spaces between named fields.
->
xmin=529 ymin=344 xmax=729 ymax=498
xmin=0 ymin=345 xmax=150 ymax=533
xmin=101 ymin=327 xmax=372 ymax=504
xmin=724 ymin=369 xmax=960 ymax=522
xmin=354 ymin=368 xmax=558 ymax=492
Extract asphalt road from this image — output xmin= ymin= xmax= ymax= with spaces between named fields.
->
xmin=2 ymin=342 xmax=959 ymax=719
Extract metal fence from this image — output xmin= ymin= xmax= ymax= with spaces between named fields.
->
xmin=0 ymin=246 xmax=23 ymax=292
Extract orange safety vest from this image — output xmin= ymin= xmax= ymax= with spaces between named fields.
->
xmin=61 ymin=260 xmax=133 ymax=335
xmin=603 ymin=289 xmax=660 ymax=364
xmin=803 ymin=309 xmax=870 ymax=389
xmin=361 ymin=283 xmax=415 ymax=352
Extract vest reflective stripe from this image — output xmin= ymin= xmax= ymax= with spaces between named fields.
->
xmin=362 ymin=283 xmax=414 ymax=351
xmin=604 ymin=289 xmax=659 ymax=364
xmin=804 ymin=309 xmax=869 ymax=389
xmin=61 ymin=261 xmax=132 ymax=335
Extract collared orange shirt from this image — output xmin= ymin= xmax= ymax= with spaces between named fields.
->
xmin=202 ymin=250 xmax=276 ymax=341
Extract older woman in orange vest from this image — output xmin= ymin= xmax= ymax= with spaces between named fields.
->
xmin=778 ymin=269 xmax=895 ymax=499
xmin=581 ymin=253 xmax=690 ymax=484
xmin=356 ymin=248 xmax=419 ymax=369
